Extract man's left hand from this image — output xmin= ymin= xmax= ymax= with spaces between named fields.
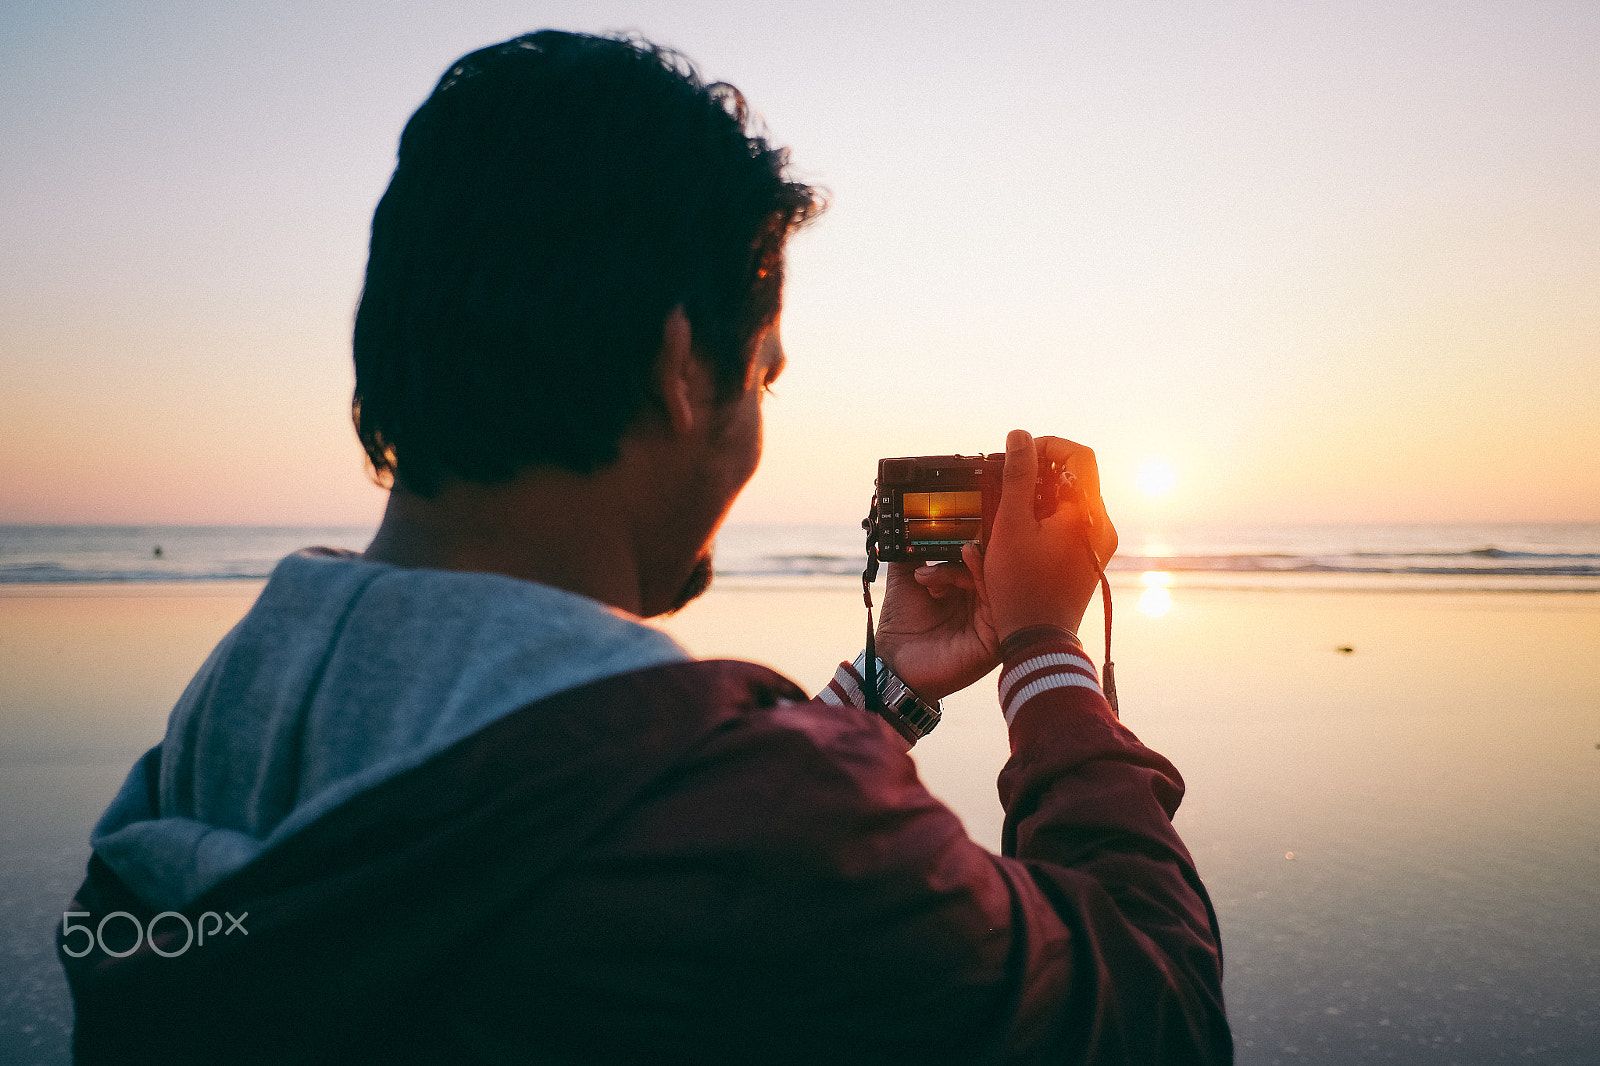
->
xmin=871 ymin=542 xmax=997 ymax=703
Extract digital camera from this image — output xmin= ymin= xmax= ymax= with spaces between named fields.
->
xmin=868 ymin=449 xmax=1065 ymax=565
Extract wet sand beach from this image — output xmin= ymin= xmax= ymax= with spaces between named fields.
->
xmin=2 ymin=580 xmax=1597 ymax=1062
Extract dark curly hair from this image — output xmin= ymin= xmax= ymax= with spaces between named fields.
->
xmin=352 ymin=31 xmax=823 ymax=495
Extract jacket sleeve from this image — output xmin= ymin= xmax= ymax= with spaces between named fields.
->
xmin=799 ymin=638 xmax=1231 ymax=1063
xmin=991 ymin=636 xmax=1229 ymax=1061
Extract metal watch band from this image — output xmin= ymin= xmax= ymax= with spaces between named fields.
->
xmin=851 ymin=651 xmax=943 ymax=741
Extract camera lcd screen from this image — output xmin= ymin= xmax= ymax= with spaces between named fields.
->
xmin=902 ymin=490 xmax=983 ymax=545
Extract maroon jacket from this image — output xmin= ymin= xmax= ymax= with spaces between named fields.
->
xmin=59 ymin=639 xmax=1229 ymax=1064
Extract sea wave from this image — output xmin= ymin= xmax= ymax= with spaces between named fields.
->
xmin=1108 ymin=551 xmax=1600 ymax=578
xmin=1344 ymin=548 xmax=1600 ymax=560
xmin=720 ymin=553 xmax=863 ymax=577
xmin=0 ymin=564 xmax=273 ymax=584
xmin=4 ymin=524 xmax=1599 ymax=587
xmin=715 ymin=549 xmax=1600 ymax=580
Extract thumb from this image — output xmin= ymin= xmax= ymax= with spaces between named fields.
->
xmin=997 ymin=429 xmax=1038 ymax=525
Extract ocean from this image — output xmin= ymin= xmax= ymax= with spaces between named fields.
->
xmin=4 ymin=522 xmax=1598 ymax=592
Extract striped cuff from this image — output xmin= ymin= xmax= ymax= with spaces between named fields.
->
xmin=998 ymin=641 xmax=1103 ymax=726
xmin=816 ymin=660 xmax=868 ymax=711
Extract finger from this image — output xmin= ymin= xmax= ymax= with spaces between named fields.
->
xmin=1093 ymin=513 xmax=1119 ymax=566
xmin=882 ymin=560 xmax=919 ymax=593
xmin=1036 ymin=437 xmax=1117 ymax=565
xmin=996 ymin=429 xmax=1039 ymax=526
xmin=1036 ymin=437 xmax=1102 ymax=502
xmin=915 ymin=562 xmax=976 ymax=593
xmin=1058 ymin=468 xmax=1117 ymax=564
xmin=1041 ymin=439 xmax=1110 ymax=535
xmin=1030 ymin=463 xmax=1090 ymax=542
xmin=962 ymin=541 xmax=989 ymax=604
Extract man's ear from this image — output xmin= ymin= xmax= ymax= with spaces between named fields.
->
xmin=656 ymin=305 xmax=702 ymax=437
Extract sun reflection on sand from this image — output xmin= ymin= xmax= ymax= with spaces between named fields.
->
xmin=1138 ymin=570 xmax=1173 ymax=617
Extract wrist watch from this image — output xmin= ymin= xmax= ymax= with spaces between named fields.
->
xmin=851 ymin=651 xmax=943 ymax=743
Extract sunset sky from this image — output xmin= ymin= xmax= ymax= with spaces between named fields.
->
xmin=3 ymin=0 xmax=1596 ymax=529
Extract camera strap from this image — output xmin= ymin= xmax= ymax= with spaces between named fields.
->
xmin=1085 ymin=532 xmax=1118 ymax=717
xmin=861 ymin=491 xmax=884 ymax=713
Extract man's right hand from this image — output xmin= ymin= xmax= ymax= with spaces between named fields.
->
xmin=976 ymin=429 xmax=1118 ymax=645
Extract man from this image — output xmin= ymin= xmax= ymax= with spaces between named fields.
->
xmin=60 ymin=31 xmax=1230 ymax=1064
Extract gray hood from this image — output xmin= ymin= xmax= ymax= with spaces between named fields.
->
xmin=92 ymin=548 xmax=689 ymax=910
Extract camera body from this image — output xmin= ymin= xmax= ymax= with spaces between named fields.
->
xmin=870 ymin=450 xmax=1065 ymax=564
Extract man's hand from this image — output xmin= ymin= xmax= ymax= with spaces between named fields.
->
xmin=872 ymin=430 xmax=1116 ymax=703
xmin=985 ymin=429 xmax=1117 ymax=644
xmin=871 ymin=543 xmax=995 ymax=704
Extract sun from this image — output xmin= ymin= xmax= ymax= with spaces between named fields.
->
xmin=1136 ymin=457 xmax=1178 ymax=498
